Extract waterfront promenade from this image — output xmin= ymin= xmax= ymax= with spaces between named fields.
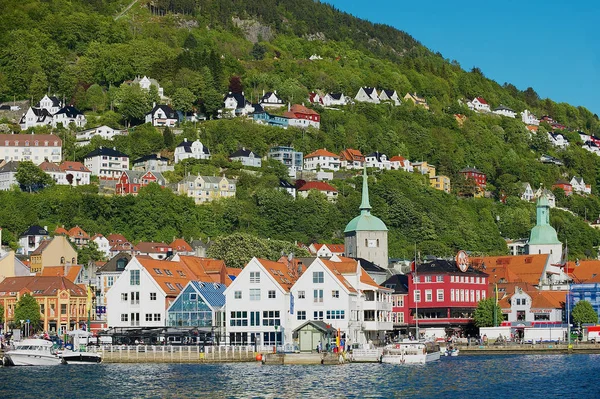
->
xmin=98 ymin=345 xmax=257 ymax=363
xmin=457 ymin=341 xmax=600 ymax=355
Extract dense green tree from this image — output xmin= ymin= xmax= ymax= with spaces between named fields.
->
xmin=572 ymin=300 xmax=598 ymax=325
xmin=250 ymin=43 xmax=267 ymax=60
xmin=172 ymin=88 xmax=196 ymax=113
xmin=14 ymin=293 xmax=41 ymax=332
xmin=85 ymin=84 xmax=107 ymax=112
xmin=77 ymin=241 xmax=105 ymax=264
xmin=473 ymin=297 xmax=503 ymax=327
xmin=163 ymin=126 xmax=175 ymax=149
xmin=15 ymin=161 xmax=54 ymax=192
xmin=116 ymin=84 xmax=150 ymax=126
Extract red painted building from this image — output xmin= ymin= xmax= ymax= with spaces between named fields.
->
xmin=552 ymin=180 xmax=573 ymax=196
xmin=459 ymin=167 xmax=487 ymax=189
xmin=115 ymin=170 xmax=166 ymax=196
xmin=406 ymin=259 xmax=489 ymax=334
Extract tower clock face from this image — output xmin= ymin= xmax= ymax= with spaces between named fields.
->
xmin=367 ymin=239 xmax=377 ymax=248
xmin=456 ymin=250 xmax=469 ymax=272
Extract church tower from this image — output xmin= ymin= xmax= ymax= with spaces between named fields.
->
xmin=344 ymin=168 xmax=388 ymax=268
xmin=527 ymin=192 xmax=563 ymax=265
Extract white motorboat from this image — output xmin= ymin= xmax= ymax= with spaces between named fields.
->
xmin=3 ymin=339 xmax=62 ymax=366
xmin=442 ymin=346 xmax=459 ymax=357
xmin=380 ymin=340 xmax=441 ymax=364
xmin=59 ymin=329 xmax=102 ymax=364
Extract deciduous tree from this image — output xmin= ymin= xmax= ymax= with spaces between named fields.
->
xmin=473 ymin=297 xmax=503 ymax=327
xmin=14 ymin=293 xmax=41 ymax=332
xmin=572 ymin=300 xmax=598 ymax=325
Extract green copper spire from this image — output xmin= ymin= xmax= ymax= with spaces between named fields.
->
xmin=529 ymin=193 xmax=561 ymax=245
xmin=359 ymin=167 xmax=371 ymax=214
xmin=344 ymin=167 xmax=388 ymax=233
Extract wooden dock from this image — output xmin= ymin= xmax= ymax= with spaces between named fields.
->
xmin=457 ymin=342 xmax=600 ymax=355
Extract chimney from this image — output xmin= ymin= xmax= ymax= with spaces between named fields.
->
xmin=184 ymin=138 xmax=188 ymax=142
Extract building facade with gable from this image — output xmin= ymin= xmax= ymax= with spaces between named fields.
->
xmin=83 ymin=147 xmax=129 ymax=179
xmin=177 ymin=175 xmax=237 ymax=204
xmin=174 ymin=138 xmax=210 ymax=163
xmin=0 ymin=134 xmax=62 ymax=165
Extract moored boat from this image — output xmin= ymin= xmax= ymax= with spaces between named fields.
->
xmin=380 ymin=340 xmax=441 ymax=364
xmin=58 ymin=329 xmax=102 ymax=364
xmin=3 ymin=339 xmax=62 ymax=366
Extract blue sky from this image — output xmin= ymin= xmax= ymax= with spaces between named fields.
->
xmin=324 ymin=0 xmax=599 ymax=116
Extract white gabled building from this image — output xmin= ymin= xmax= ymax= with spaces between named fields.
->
xmin=76 ymin=125 xmax=127 ymax=147
xmin=303 ymin=148 xmax=340 ymax=171
xmin=145 ymin=104 xmax=177 ymax=127
xmin=522 ymin=110 xmax=540 ymax=126
xmin=224 ymin=257 xmax=296 ymax=346
xmin=52 ymin=105 xmax=87 ymax=128
xmin=258 ymin=91 xmax=285 ymax=108
xmin=289 ymin=257 xmax=393 ymax=346
xmin=493 ymin=105 xmax=516 ymax=118
xmin=521 ymin=182 xmax=534 ymax=202
xmin=174 ymin=138 xmax=210 ymax=164
xmin=106 ymin=256 xmax=193 ymax=328
xmin=470 ymin=97 xmax=491 ymax=112
xmin=378 ymin=89 xmax=401 ymax=106
xmin=83 ymin=146 xmax=129 ymax=179
xmin=354 ymin=87 xmax=380 ymax=104
xmin=570 ymin=176 xmax=591 ymax=195
xmin=364 ymin=152 xmax=391 ymax=170
xmin=92 ymin=234 xmax=111 ymax=259
xmin=323 ymin=93 xmax=348 ymax=107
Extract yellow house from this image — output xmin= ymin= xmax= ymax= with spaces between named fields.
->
xmin=0 ymin=228 xmax=30 ymax=281
xmin=403 ymin=92 xmax=429 ymax=110
xmin=412 ymin=162 xmax=436 ymax=178
xmin=177 ymin=175 xmax=237 ymax=204
xmin=29 ymin=236 xmax=78 ymax=274
xmin=0 ymin=276 xmax=87 ymax=333
xmin=430 ymin=175 xmax=451 ymax=193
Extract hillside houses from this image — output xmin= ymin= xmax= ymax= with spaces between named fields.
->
xmin=229 ymin=148 xmax=262 ymax=168
xmin=354 ymin=87 xmax=380 ymax=104
xmin=19 ymin=95 xmax=87 ymax=130
xmin=0 ymin=133 xmax=62 ymax=165
xmin=522 ymin=110 xmax=540 ymax=126
xmin=403 ymin=93 xmax=429 ymax=109
xmin=468 ymin=97 xmax=491 ymax=112
xmin=339 ymin=148 xmax=364 ymax=169
xmin=223 ymin=92 xmax=253 ymax=117
xmin=493 ymin=105 xmax=516 ymax=118
xmin=304 ymin=149 xmax=341 ymax=171
xmin=297 ymin=181 xmax=338 ymax=202
xmin=174 ymin=139 xmax=210 ymax=163
xmin=177 ymin=175 xmax=237 ymax=204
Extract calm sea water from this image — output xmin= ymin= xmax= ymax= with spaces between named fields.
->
xmin=2 ymin=355 xmax=599 ymax=398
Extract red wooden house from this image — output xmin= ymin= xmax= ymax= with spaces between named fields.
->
xmin=115 ymin=170 xmax=166 ymax=196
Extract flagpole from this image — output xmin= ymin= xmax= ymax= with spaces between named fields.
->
xmin=414 ymin=243 xmax=419 ymax=340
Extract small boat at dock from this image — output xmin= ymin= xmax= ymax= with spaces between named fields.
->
xmin=3 ymin=339 xmax=62 ymax=366
xmin=380 ymin=340 xmax=441 ymax=364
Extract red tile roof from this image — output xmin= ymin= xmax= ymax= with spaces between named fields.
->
xmin=60 ymin=161 xmax=91 ymax=173
xmin=170 ymin=239 xmax=193 ymax=253
xmin=107 ymin=234 xmax=128 ymax=245
xmin=289 ymin=104 xmax=319 ymax=116
xmin=31 ymin=239 xmax=52 ymax=255
xmin=54 ymin=226 xmax=69 ymax=235
xmin=256 ymin=258 xmax=299 ymax=292
xmin=39 ymin=161 xmax=61 ymax=172
xmin=567 ymin=260 xmax=600 ymax=283
xmin=304 ymin=149 xmax=339 ymax=159
xmin=0 ymin=134 xmax=62 ymax=147
xmin=339 ymin=148 xmax=364 ymax=162
xmin=68 ymin=226 xmax=89 ymax=240
xmin=38 ymin=265 xmax=82 ymax=283
xmin=0 ymin=276 xmax=85 ymax=297
xmin=137 ymin=257 xmax=198 ymax=297
xmin=134 ymin=242 xmax=171 ymax=254
xmin=321 ymin=260 xmax=357 ymax=293
xmin=297 ymin=181 xmax=338 ymax=192
xmin=475 ymin=97 xmax=488 ymax=105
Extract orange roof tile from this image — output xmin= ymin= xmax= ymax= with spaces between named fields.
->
xmin=321 ymin=260 xmax=357 ymax=293
xmin=304 ymin=149 xmax=340 ymax=159
xmin=170 ymin=239 xmax=193 ymax=253
xmin=55 ymin=226 xmax=69 ymax=235
xmin=256 ymin=258 xmax=299 ymax=292
xmin=567 ymin=260 xmax=600 ymax=283
xmin=0 ymin=276 xmax=85 ymax=297
xmin=137 ymin=257 xmax=197 ymax=297
xmin=339 ymin=148 xmax=364 ymax=162
xmin=68 ymin=226 xmax=89 ymax=240
xmin=107 ymin=234 xmax=128 ymax=244
xmin=39 ymin=161 xmax=61 ymax=172
xmin=390 ymin=155 xmax=407 ymax=162
xmin=530 ymin=290 xmax=565 ymax=309
xmin=326 ymin=244 xmax=345 ymax=253
xmin=38 ymin=265 xmax=82 ymax=283
xmin=60 ymin=161 xmax=90 ymax=173
xmin=471 ymin=254 xmax=549 ymax=286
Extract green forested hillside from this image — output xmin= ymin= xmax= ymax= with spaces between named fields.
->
xmin=1 ymin=0 xmax=600 ymax=261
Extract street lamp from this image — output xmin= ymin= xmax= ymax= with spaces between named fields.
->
xmin=493 ymin=275 xmax=498 ymax=328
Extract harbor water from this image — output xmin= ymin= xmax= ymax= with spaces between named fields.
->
xmin=2 ymin=354 xmax=599 ymax=398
